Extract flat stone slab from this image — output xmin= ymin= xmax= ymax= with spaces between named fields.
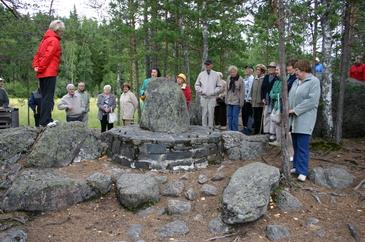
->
xmin=102 ymin=125 xmax=223 ymax=170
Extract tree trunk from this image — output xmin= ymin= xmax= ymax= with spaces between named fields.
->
xmin=201 ymin=1 xmax=208 ymax=71
xmin=143 ymin=1 xmax=151 ymax=77
xmin=179 ymin=13 xmax=190 ymax=84
xmin=312 ymin=0 xmax=318 ymax=62
xmin=335 ymin=0 xmax=354 ymax=144
xmin=277 ymin=0 xmax=291 ymax=181
xmin=320 ymin=0 xmax=334 ymax=139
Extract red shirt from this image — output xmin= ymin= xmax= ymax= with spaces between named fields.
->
xmin=181 ymin=84 xmax=192 ymax=108
xmin=349 ymin=64 xmax=365 ymax=81
xmin=32 ymin=29 xmax=62 ymax=78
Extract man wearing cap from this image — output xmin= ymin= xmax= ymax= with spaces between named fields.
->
xmin=176 ymin=73 xmax=192 ymax=109
xmin=0 ymin=77 xmax=9 ymax=109
xmin=195 ymin=60 xmax=223 ymax=128
xmin=120 ymin=83 xmax=138 ymax=125
xmin=261 ymin=62 xmax=279 ymax=138
xmin=57 ymin=84 xmax=84 ymax=122
xmin=76 ymin=82 xmax=90 ymax=124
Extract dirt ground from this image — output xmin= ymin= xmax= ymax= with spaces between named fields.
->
xmin=18 ymin=138 xmax=365 ymax=242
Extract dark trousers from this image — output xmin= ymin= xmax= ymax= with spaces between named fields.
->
xmin=292 ymin=133 xmax=311 ymax=176
xmin=214 ymin=104 xmax=227 ymax=126
xmin=34 ymin=113 xmax=40 ymax=127
xmin=39 ymin=77 xmax=56 ymax=126
xmin=241 ymin=101 xmax=253 ymax=127
xmin=252 ymin=107 xmax=263 ymax=134
xmin=100 ymin=115 xmax=113 ymax=132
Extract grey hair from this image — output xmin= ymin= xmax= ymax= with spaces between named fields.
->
xmin=228 ymin=65 xmax=238 ymax=73
xmin=103 ymin=85 xmax=112 ymax=91
xmin=49 ymin=20 xmax=65 ymax=32
xmin=66 ymin=83 xmax=75 ymax=90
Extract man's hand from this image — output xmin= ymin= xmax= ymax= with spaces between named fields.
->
xmin=262 ymin=99 xmax=266 ymax=105
xmin=34 ymin=67 xmax=39 ymax=72
xmin=289 ymin=109 xmax=296 ymax=115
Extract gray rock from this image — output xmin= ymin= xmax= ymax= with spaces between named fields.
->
xmin=222 ymin=132 xmax=267 ymax=160
xmin=161 ymin=180 xmax=185 ymax=197
xmin=137 ymin=207 xmax=156 ymax=218
xmin=157 ymin=220 xmax=189 ymax=238
xmin=0 ymin=127 xmax=38 ymax=163
xmin=86 ymin=172 xmax=112 ymax=195
xmin=276 ymin=190 xmax=303 ymax=212
xmin=0 ymin=161 xmax=21 ymax=190
xmin=27 ymin=122 xmax=105 ymax=168
xmin=198 ymin=174 xmax=208 ymax=184
xmin=1 ymin=169 xmax=96 ymax=212
xmin=309 ymin=166 xmax=353 ymax=189
xmin=189 ymin=97 xmax=202 ymax=126
xmin=128 ymin=224 xmax=144 ymax=241
xmin=185 ymin=188 xmax=198 ymax=201
xmin=222 ymin=162 xmax=280 ymax=224
xmin=306 ymin=217 xmax=320 ymax=227
xmin=201 ymin=184 xmax=218 ymax=196
xmin=315 ymin=229 xmax=326 ymax=238
xmin=116 ymin=173 xmax=160 ymax=210
xmin=154 ymin=176 xmax=168 ymax=184
xmin=266 ymin=224 xmax=290 ymax=241
xmin=140 ymin=78 xmax=190 ymax=133
xmin=0 ymin=228 xmax=27 ymax=242
xmin=211 ymin=171 xmax=225 ymax=181
xmin=208 ymin=216 xmax=231 ymax=235
xmin=167 ymin=199 xmax=191 ymax=215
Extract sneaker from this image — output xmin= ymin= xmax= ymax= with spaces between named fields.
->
xmin=297 ymin=174 xmax=306 ymax=182
xmin=215 ymin=125 xmax=221 ymax=129
xmin=47 ymin=120 xmax=58 ymax=128
xmin=289 ymin=156 xmax=294 ymax=162
xmin=220 ymin=126 xmax=227 ymax=130
xmin=268 ymin=141 xmax=280 ymax=146
xmin=269 ymin=135 xmax=276 ymax=141
xmin=290 ymin=168 xmax=296 ymax=174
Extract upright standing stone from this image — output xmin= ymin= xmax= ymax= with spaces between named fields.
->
xmin=140 ymin=78 xmax=190 ymax=133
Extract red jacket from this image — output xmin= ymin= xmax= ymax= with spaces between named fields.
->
xmin=32 ymin=29 xmax=62 ymax=78
xmin=181 ymin=84 xmax=192 ymax=108
xmin=349 ymin=64 xmax=365 ymax=81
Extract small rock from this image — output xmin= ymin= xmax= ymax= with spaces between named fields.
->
xmin=305 ymin=217 xmax=320 ymax=227
xmin=157 ymin=220 xmax=189 ymax=238
xmin=86 ymin=172 xmax=113 ymax=195
xmin=0 ymin=228 xmax=27 ymax=242
xmin=198 ymin=174 xmax=208 ymax=184
xmin=208 ymin=216 xmax=231 ymax=235
xmin=315 ymin=229 xmax=326 ymax=238
xmin=201 ymin=184 xmax=218 ymax=196
xmin=161 ymin=181 xmax=185 ymax=197
xmin=266 ymin=224 xmax=290 ymax=241
xmin=276 ymin=190 xmax=303 ymax=212
xmin=128 ymin=224 xmax=143 ymax=241
xmin=185 ymin=188 xmax=198 ymax=201
xmin=193 ymin=214 xmax=204 ymax=222
xmin=211 ymin=171 xmax=225 ymax=181
xmin=167 ymin=199 xmax=191 ymax=215
xmin=309 ymin=166 xmax=353 ymax=189
xmin=137 ymin=207 xmax=156 ymax=218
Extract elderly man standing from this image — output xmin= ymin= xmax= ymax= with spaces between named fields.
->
xmin=195 ymin=60 xmax=223 ymax=128
xmin=32 ymin=20 xmax=65 ymax=127
xmin=0 ymin=77 xmax=9 ymax=109
xmin=76 ymin=82 xmax=90 ymax=124
xmin=57 ymin=84 xmax=84 ymax=122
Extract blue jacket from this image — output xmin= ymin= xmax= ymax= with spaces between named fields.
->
xmin=28 ymin=90 xmax=41 ymax=113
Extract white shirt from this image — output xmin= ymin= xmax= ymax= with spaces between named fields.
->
xmin=243 ymin=75 xmax=254 ymax=102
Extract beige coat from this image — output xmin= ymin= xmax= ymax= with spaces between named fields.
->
xmin=57 ymin=93 xmax=83 ymax=117
xmin=225 ymin=76 xmax=245 ymax=107
xmin=120 ymin=91 xmax=138 ymax=120
xmin=251 ymin=75 xmax=265 ymax=108
xmin=195 ymin=70 xmax=223 ymax=98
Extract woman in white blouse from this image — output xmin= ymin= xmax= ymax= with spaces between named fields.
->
xmin=120 ymin=83 xmax=139 ymax=125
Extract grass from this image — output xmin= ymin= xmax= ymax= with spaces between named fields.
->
xmin=10 ymin=98 xmax=102 ymax=129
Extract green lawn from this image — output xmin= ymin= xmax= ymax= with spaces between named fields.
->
xmin=10 ymin=98 xmax=101 ymax=129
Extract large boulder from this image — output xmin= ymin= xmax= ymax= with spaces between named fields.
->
xmin=27 ymin=122 xmax=105 ymax=168
xmin=140 ymin=78 xmax=190 ymax=133
xmin=222 ymin=162 xmax=280 ymax=224
xmin=0 ymin=169 xmax=96 ymax=212
xmin=309 ymin=166 xmax=353 ymax=189
xmin=116 ymin=173 xmax=160 ymax=210
xmin=0 ymin=127 xmax=38 ymax=163
xmin=222 ymin=131 xmax=268 ymax=160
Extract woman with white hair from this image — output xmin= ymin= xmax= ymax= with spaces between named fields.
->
xmin=32 ymin=20 xmax=65 ymax=127
xmin=97 ymin=85 xmax=116 ymax=132
xmin=225 ymin=65 xmax=244 ymax=131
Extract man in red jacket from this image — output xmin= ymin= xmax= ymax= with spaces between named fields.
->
xmin=32 ymin=20 xmax=65 ymax=127
xmin=349 ymin=55 xmax=365 ymax=81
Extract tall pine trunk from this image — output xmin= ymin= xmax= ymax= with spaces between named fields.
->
xmin=336 ymin=0 xmax=354 ymax=143
xmin=201 ymin=1 xmax=208 ymax=71
xmin=320 ymin=0 xmax=334 ymax=139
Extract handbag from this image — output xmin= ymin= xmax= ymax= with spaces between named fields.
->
xmin=270 ymin=94 xmax=281 ymax=124
xmin=108 ymin=109 xmax=117 ymax=124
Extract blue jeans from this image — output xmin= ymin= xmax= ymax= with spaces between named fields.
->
xmin=227 ymin=105 xmax=240 ymax=131
xmin=292 ymin=133 xmax=311 ymax=176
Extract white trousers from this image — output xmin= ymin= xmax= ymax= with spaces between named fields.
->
xmin=201 ymin=97 xmax=216 ymax=128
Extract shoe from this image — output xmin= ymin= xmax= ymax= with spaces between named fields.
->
xmin=268 ymin=141 xmax=280 ymax=146
xmin=220 ymin=126 xmax=227 ymax=130
xmin=215 ymin=125 xmax=221 ymax=129
xmin=47 ymin=120 xmax=58 ymax=128
xmin=297 ymin=174 xmax=306 ymax=182
xmin=289 ymin=156 xmax=294 ymax=162
xmin=290 ymin=168 xmax=296 ymax=174
xmin=269 ymin=135 xmax=276 ymax=141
